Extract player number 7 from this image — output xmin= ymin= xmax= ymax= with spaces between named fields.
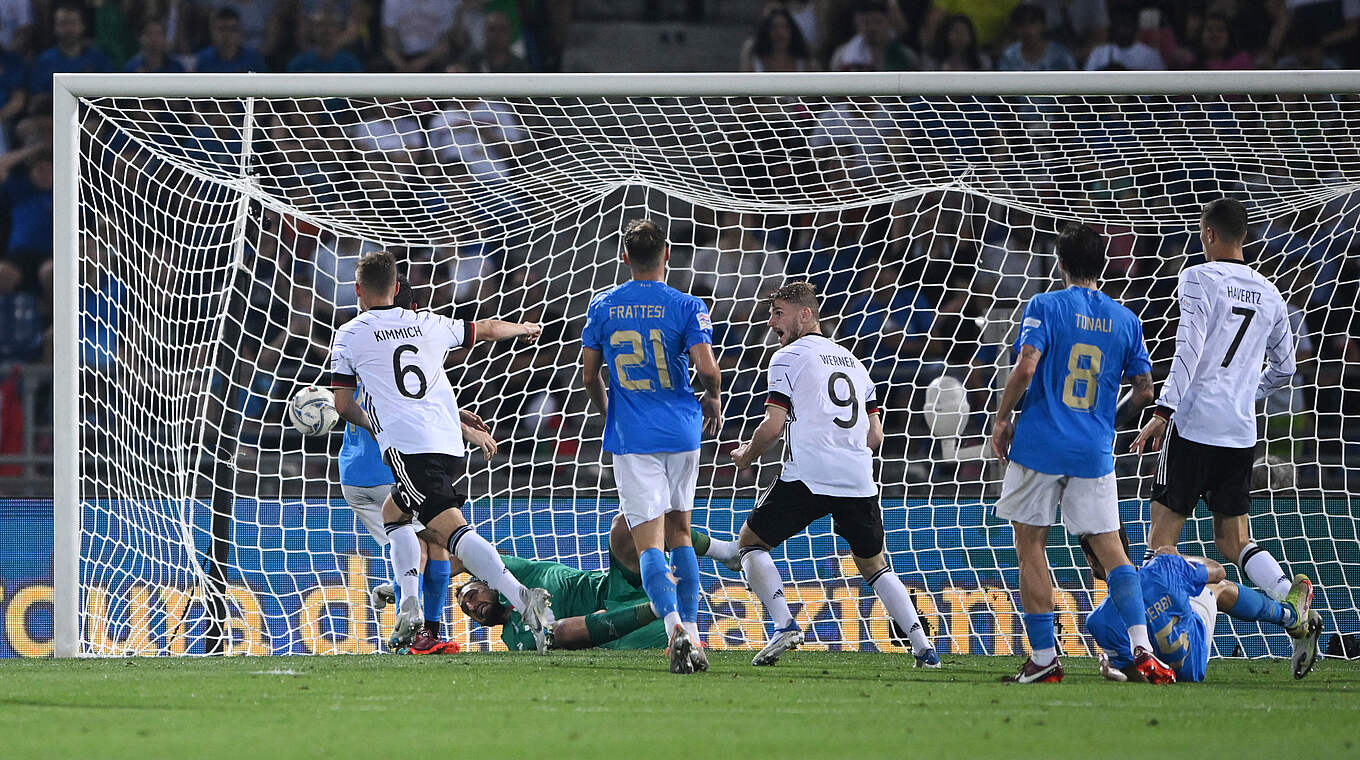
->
xmin=1221 ymin=306 xmax=1255 ymax=367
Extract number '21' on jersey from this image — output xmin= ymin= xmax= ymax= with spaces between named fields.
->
xmin=1010 ymin=286 xmax=1152 ymax=478
xmin=582 ymin=280 xmax=713 ymax=455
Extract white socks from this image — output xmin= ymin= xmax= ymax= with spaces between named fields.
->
xmin=386 ymin=523 xmax=421 ymax=604
xmin=703 ymin=537 xmax=739 ymax=565
xmin=1031 ymin=647 xmax=1057 ymax=667
xmin=866 ymin=567 xmax=931 ymax=656
xmin=449 ymin=525 xmax=527 ymax=611
xmin=1240 ymin=542 xmax=1293 ymax=600
xmin=1128 ymin=624 xmax=1152 ymax=653
xmin=740 ymin=548 xmax=794 ymax=629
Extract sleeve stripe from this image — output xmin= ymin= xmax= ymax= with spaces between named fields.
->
xmin=866 ymin=401 xmax=881 ymax=415
xmin=464 ymin=320 xmax=476 ymax=347
xmin=330 ymin=373 xmax=358 ymax=388
xmin=766 ymin=392 xmax=792 ymax=410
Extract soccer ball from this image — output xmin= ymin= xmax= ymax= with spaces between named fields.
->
xmin=287 ymin=386 xmax=339 ymax=436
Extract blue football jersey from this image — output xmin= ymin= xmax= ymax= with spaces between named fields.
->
xmin=338 ymin=388 xmax=394 ymax=488
xmin=581 ymin=280 xmax=713 ymax=455
xmin=1010 ymin=286 xmax=1152 ymax=477
xmin=1087 ymin=554 xmax=1212 ymax=682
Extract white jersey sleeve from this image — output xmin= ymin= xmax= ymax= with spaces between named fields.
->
xmin=767 ymin=335 xmax=877 ymax=498
xmin=1154 ymin=261 xmax=1291 ymax=448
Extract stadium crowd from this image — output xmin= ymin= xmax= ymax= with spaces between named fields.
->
xmin=3 ymin=0 xmax=1360 ymax=496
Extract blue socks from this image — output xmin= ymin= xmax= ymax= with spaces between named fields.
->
xmin=1106 ymin=564 xmax=1146 ymax=632
xmin=671 ymin=545 xmax=700 ymax=626
xmin=1228 ymin=582 xmax=1297 ymax=628
xmin=639 ymin=547 xmax=679 ymax=623
xmin=1023 ymin=611 xmax=1056 ymax=665
xmin=423 ymin=559 xmax=451 ymax=627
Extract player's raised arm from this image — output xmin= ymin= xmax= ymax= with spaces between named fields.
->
xmin=471 ymin=318 xmax=541 ymax=343
xmin=689 ymin=342 xmax=722 ymax=436
xmin=990 ymin=344 xmax=1040 ymax=462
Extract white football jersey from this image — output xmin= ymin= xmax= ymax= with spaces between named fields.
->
xmin=766 ymin=334 xmax=878 ymax=497
xmin=328 ymin=306 xmax=470 ymax=457
xmin=1157 ymin=260 xmax=1295 ymax=449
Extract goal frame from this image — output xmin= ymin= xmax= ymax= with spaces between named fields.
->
xmin=52 ymin=69 xmax=1360 ymax=657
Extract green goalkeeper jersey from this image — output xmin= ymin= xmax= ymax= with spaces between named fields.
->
xmin=497 ymin=554 xmax=667 ymax=651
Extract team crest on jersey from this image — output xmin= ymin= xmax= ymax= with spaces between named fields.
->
xmin=697 ymin=311 xmax=712 ymax=331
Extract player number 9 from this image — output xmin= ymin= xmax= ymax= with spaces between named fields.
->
xmin=1061 ymin=343 xmax=1103 ymax=411
xmin=827 ymin=371 xmax=859 ymax=429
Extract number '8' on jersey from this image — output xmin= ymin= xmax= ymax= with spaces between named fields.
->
xmin=1009 ymin=287 xmax=1152 ymax=479
xmin=328 ymin=306 xmax=471 ymax=458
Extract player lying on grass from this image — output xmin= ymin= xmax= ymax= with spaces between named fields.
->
xmin=455 ymin=514 xmax=741 ymax=651
xmin=1084 ymin=534 xmax=1320 ymax=683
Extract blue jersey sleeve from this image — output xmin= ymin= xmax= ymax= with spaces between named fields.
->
xmin=683 ymin=297 xmax=713 ymax=351
xmin=1014 ymin=297 xmax=1048 ymax=355
xmin=581 ymin=296 xmax=605 ymax=351
xmin=1124 ymin=316 xmax=1153 ymax=378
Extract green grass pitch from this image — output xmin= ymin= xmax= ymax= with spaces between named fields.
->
xmin=2 ymin=652 xmax=1356 ymax=759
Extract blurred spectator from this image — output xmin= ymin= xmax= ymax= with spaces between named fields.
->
xmin=997 ymin=3 xmax=1076 ymax=70
xmin=124 ymin=19 xmax=186 ymax=73
xmin=838 ymin=263 xmax=933 ymax=367
xmin=0 ymin=0 xmax=35 ymax=58
xmin=1288 ymin=0 xmax=1360 ymax=65
xmin=786 ymin=0 xmax=827 ymax=55
xmin=1033 ymin=0 xmax=1107 ymax=59
xmin=195 ymin=7 xmax=265 ymax=72
xmin=925 ymin=13 xmax=990 ymax=70
xmin=30 ymin=3 xmax=113 ymax=96
xmin=90 ymin=0 xmax=136 ymax=68
xmin=195 ymin=0 xmax=284 ymax=63
xmin=742 ymin=4 xmax=818 ymax=72
xmin=518 ymin=0 xmax=572 ymax=71
xmin=1084 ymin=4 xmax=1165 ymax=70
xmin=1276 ymin=24 xmax=1344 ymax=68
xmin=286 ymin=10 xmax=362 ymax=72
xmin=830 ymin=0 xmax=921 ymax=71
xmin=459 ymin=11 xmax=528 ymax=72
xmin=0 ymin=48 xmax=25 ymax=152
xmin=290 ymin=0 xmax=374 ymax=62
xmin=923 ymin=0 xmax=1020 ymax=51
xmin=382 ymin=0 xmax=458 ymax=72
xmin=0 ymin=260 xmax=43 ymax=362
xmin=1196 ymin=13 xmax=1252 ymax=70
xmin=1 ymin=150 xmax=53 ymax=285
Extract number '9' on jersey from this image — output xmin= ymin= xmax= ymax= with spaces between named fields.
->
xmin=582 ymin=280 xmax=713 ymax=455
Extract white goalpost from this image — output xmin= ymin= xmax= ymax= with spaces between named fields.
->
xmin=54 ymin=71 xmax=1360 ymax=658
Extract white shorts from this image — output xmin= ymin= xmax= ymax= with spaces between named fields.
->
xmin=612 ymin=450 xmax=700 ymax=528
xmin=994 ymin=462 xmax=1120 ymax=536
xmin=1189 ymin=587 xmax=1218 ymax=634
xmin=341 ymin=483 xmax=424 ymax=546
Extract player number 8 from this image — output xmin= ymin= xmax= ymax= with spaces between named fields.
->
xmin=1061 ymin=343 xmax=1103 ymax=411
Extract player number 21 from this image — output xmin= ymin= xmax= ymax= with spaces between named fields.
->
xmin=609 ymin=329 xmax=672 ymax=391
xmin=1061 ymin=343 xmax=1103 ymax=411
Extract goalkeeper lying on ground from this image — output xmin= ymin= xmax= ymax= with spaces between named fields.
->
xmin=455 ymin=515 xmax=740 ymax=650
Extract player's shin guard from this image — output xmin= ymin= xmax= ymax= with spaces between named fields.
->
xmin=1239 ymin=542 xmax=1293 ymax=600
xmin=448 ymin=525 xmax=527 ymax=611
xmin=672 ymin=545 xmax=700 ymax=630
xmin=1021 ymin=612 xmax=1057 ymax=666
xmin=639 ymin=547 xmax=682 ymax=632
xmin=385 ymin=522 xmax=421 ymax=604
xmin=1106 ymin=564 xmax=1153 ymax=653
xmin=865 ymin=567 xmax=931 ymax=655
xmin=423 ymin=559 xmax=451 ymax=634
xmin=1227 ymin=581 xmax=1297 ymax=628
xmin=740 ymin=546 xmax=794 ymax=630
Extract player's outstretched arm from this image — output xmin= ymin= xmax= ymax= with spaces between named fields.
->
xmin=580 ymin=347 xmax=608 ymax=416
xmin=472 ymin=319 xmax=541 ymax=344
xmin=331 ymin=388 xmax=374 ymax=435
xmin=989 ymin=345 xmax=1040 ymax=462
xmin=689 ymin=342 xmax=722 ymax=436
xmin=731 ymin=404 xmax=788 ymax=469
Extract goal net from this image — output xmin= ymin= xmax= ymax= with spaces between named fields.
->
xmin=58 ymin=73 xmax=1360 ymax=657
